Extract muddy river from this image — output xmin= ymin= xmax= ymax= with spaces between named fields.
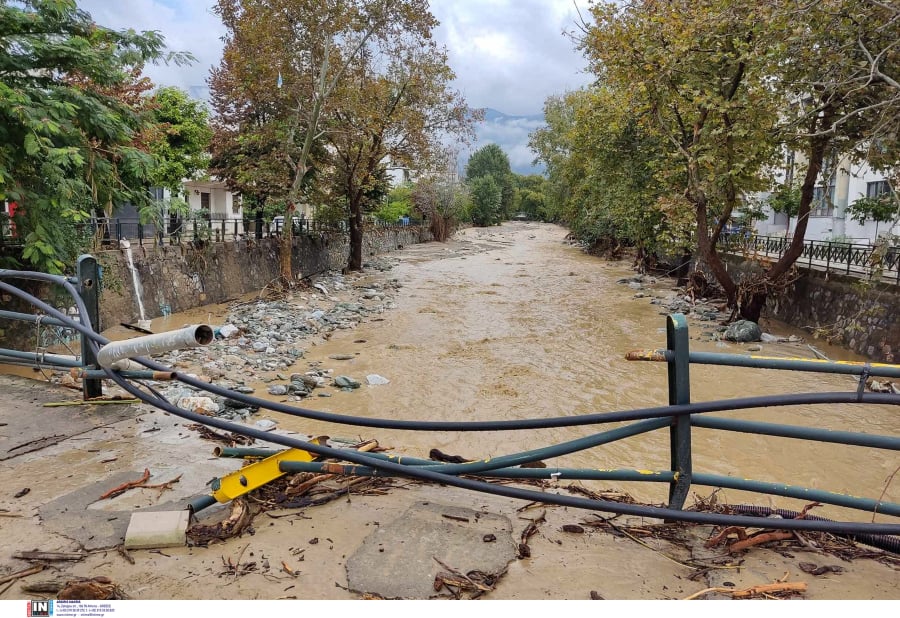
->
xmin=117 ymin=222 xmax=898 ymax=521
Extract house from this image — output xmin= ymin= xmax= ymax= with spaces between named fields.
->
xmin=753 ymin=151 xmax=897 ymax=245
xmin=182 ymin=179 xmax=242 ymax=221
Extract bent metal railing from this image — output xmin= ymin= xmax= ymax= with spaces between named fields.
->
xmin=720 ymin=233 xmax=900 ymax=284
xmin=1 ymin=263 xmax=899 ymax=542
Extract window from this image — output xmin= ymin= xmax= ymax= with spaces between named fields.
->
xmin=866 ymin=180 xmax=892 ymax=198
xmin=149 ymin=187 xmax=165 ymax=201
xmin=812 ymin=185 xmax=835 ymax=216
xmin=200 ymin=192 xmax=210 ymax=210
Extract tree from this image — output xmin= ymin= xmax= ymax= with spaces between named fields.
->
xmin=211 ymin=0 xmax=452 ymax=285
xmin=325 ymin=39 xmax=476 ymax=270
xmin=149 ymin=87 xmax=212 ymax=197
xmin=469 ymin=175 xmax=501 ymax=226
xmin=582 ymin=0 xmax=900 ymax=321
xmin=465 ymin=144 xmax=514 ymax=220
xmin=529 ymin=91 xmax=582 ymax=224
xmin=412 ymin=174 xmax=470 ymax=242
xmin=0 ymin=0 xmax=189 ymax=273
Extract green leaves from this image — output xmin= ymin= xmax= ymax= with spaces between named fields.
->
xmin=1 ymin=0 xmax=184 ymax=273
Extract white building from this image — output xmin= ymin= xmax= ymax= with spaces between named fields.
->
xmin=182 ymin=179 xmax=242 ymax=221
xmin=754 ymin=153 xmax=897 ymax=244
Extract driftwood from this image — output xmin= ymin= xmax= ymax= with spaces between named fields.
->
xmin=58 ymin=576 xmax=127 ymax=600
xmin=187 ymin=498 xmax=252 ymax=545
xmin=98 ymin=469 xmax=182 ymax=500
xmin=20 ymin=580 xmax=65 ymax=594
xmin=684 ymin=581 xmax=807 ymax=600
xmin=99 ymin=469 xmax=150 ymax=500
xmin=517 ymin=511 xmax=546 ymax=559
xmin=0 ymin=565 xmax=44 ymax=586
xmin=13 ymin=550 xmax=86 ymax=562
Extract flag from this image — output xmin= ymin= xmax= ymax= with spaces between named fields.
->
xmin=277 ymin=72 xmax=283 ymax=89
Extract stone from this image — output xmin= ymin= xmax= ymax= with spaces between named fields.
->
xmin=366 ymin=374 xmax=390 ymax=385
xmin=177 ymin=396 xmax=219 ymax=415
xmin=334 ymin=376 xmax=361 ymax=389
xmin=267 ymin=384 xmax=288 ymax=396
xmin=723 ymin=320 xmax=762 ymax=342
xmin=329 ymin=354 xmax=356 ymax=360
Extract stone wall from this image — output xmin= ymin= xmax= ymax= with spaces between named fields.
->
xmin=721 ymin=257 xmax=899 ymax=362
xmin=89 ymin=225 xmax=430 ymax=331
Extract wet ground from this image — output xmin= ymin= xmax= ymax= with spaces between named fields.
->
xmin=0 ymin=222 xmax=898 ymax=600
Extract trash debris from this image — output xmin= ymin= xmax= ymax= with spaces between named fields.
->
xmin=57 ymin=576 xmax=127 ymax=600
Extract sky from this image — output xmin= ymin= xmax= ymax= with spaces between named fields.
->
xmin=77 ymin=0 xmax=595 ymax=172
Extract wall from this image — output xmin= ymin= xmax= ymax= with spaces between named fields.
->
xmin=94 ymin=225 xmax=431 ymax=331
xmin=722 ymin=257 xmax=900 ymax=362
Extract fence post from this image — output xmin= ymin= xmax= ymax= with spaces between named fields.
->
xmin=666 ymin=313 xmax=692 ymax=510
xmin=76 ymin=255 xmax=103 ymax=400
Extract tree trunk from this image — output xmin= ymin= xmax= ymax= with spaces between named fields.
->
xmin=695 ymin=194 xmax=739 ymax=308
xmin=348 ymin=201 xmax=364 ymax=271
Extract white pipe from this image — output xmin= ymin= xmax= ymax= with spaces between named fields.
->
xmin=97 ymin=324 xmax=214 ymax=369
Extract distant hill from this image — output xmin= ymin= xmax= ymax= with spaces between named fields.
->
xmin=461 ymin=108 xmax=546 ymax=177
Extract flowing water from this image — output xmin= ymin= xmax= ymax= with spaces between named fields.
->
xmin=119 ymin=222 xmax=899 ymax=522
xmin=119 ymin=238 xmax=150 ymax=329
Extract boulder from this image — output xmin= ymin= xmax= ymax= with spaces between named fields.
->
xmin=723 ymin=320 xmax=762 ymax=343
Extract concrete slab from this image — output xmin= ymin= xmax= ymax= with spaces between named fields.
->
xmin=0 ymin=374 xmax=140 ymax=460
xmin=345 ymin=500 xmax=517 ymax=599
xmin=124 ymin=510 xmax=190 ymax=549
xmin=38 ymin=470 xmax=190 ymax=550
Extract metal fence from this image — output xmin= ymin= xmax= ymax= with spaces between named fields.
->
xmin=720 ymin=234 xmax=900 ymax=284
xmin=0 ymin=216 xmax=422 ymax=249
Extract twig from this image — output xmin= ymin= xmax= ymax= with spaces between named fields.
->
xmin=0 ymin=565 xmax=44 ymax=585
xmin=99 ymin=469 xmax=151 ymax=500
xmin=729 ymin=531 xmax=794 ymax=552
xmin=233 ymin=543 xmax=250 ymax=582
xmin=683 ymin=581 xmax=806 ymax=600
xmin=873 ymin=464 xmax=900 ymax=522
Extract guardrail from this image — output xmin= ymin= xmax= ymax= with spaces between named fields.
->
xmin=720 ymin=234 xmax=900 ymax=284
xmin=1 ymin=267 xmax=898 ymax=539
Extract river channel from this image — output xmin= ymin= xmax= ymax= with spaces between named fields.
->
xmin=122 ymin=222 xmax=898 ymax=522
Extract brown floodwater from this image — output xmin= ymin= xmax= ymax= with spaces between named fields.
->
xmin=105 ymin=222 xmax=898 ymax=522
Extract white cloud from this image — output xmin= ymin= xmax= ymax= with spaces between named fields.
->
xmin=76 ymin=0 xmax=591 ymax=116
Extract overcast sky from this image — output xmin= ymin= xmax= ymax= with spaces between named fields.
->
xmin=77 ymin=0 xmax=593 ymax=117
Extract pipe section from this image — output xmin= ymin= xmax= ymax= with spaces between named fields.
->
xmin=96 ymin=324 xmax=213 ymax=369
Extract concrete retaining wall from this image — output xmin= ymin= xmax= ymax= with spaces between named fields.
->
xmin=95 ymin=226 xmax=431 ymax=330
xmin=0 ymin=226 xmax=430 ymax=352
xmin=722 ymin=257 xmax=899 ymax=362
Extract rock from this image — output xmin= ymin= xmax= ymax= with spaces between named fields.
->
xmin=329 ymin=354 xmax=355 ymax=360
xmin=267 ymin=384 xmax=288 ymax=396
xmin=747 ymin=345 xmax=762 ymax=352
xmin=177 ymin=396 xmax=220 ymax=416
xmin=366 ymin=374 xmax=390 ymax=385
xmin=255 ymin=419 xmax=277 ymax=431
xmin=217 ymin=324 xmax=239 ymax=338
xmin=334 ymin=375 xmax=361 ymax=389
xmin=723 ymin=320 xmax=762 ymax=343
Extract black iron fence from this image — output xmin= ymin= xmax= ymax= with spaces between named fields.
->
xmin=0 ymin=216 xmax=421 ymax=249
xmin=720 ymin=234 xmax=900 ymax=284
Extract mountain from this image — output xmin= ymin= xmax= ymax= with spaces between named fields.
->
xmin=460 ymin=108 xmax=546 ymax=177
